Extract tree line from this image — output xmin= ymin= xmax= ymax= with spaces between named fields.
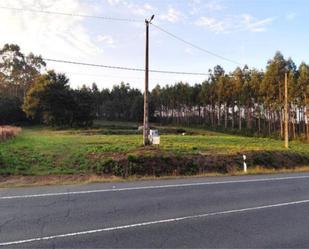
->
xmin=0 ymin=44 xmax=146 ymax=127
xmin=0 ymin=44 xmax=308 ymax=140
xmin=151 ymin=53 xmax=309 ymax=140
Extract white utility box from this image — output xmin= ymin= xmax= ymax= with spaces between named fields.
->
xmin=149 ymin=129 xmax=160 ymax=145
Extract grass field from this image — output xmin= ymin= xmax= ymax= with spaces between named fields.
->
xmin=0 ymin=122 xmax=309 ymax=177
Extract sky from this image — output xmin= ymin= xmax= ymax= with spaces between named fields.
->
xmin=0 ymin=0 xmax=308 ymax=90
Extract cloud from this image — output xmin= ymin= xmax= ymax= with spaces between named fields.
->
xmin=195 ymin=14 xmax=275 ymax=33
xmin=188 ymin=0 xmax=201 ymax=15
xmin=106 ymin=0 xmax=121 ymax=6
xmin=188 ymin=0 xmax=224 ymax=15
xmin=0 ymin=0 xmax=100 ymax=59
xmin=195 ymin=17 xmax=225 ymax=33
xmin=105 ymin=0 xmax=155 ymax=17
xmin=159 ymin=7 xmax=183 ymax=23
xmin=205 ymin=0 xmax=224 ymax=11
xmin=241 ymin=14 xmax=274 ymax=32
xmin=128 ymin=3 xmax=155 ymax=16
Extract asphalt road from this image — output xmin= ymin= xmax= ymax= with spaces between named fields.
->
xmin=1 ymin=172 xmax=309 ymax=248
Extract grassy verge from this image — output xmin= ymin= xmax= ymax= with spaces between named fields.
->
xmin=1 ymin=166 xmax=309 ymax=188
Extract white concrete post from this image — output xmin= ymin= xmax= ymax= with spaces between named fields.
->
xmin=243 ymin=155 xmax=247 ymax=173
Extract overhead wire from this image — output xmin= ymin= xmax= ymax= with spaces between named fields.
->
xmin=0 ymin=5 xmax=242 ymax=66
xmin=1 ymin=5 xmax=243 ymax=77
xmin=151 ymin=23 xmax=243 ymax=66
xmin=44 ymin=58 xmax=211 ymax=76
xmin=62 ymin=71 xmax=206 ymax=82
xmin=0 ymin=6 xmax=141 ymax=23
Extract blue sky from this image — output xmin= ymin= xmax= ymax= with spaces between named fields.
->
xmin=0 ymin=0 xmax=308 ymax=90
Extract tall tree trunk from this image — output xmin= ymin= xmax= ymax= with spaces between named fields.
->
xmin=224 ymin=103 xmax=228 ymax=129
xmin=292 ymin=110 xmax=296 ymax=139
xmin=210 ymin=106 xmax=214 ymax=127
xmin=217 ymin=103 xmax=221 ymax=127
xmin=256 ymin=105 xmax=261 ymax=135
xmin=305 ymin=106 xmax=309 ymax=141
xmin=268 ymin=109 xmax=271 ymax=136
xmin=238 ymin=106 xmax=242 ymax=131
xmin=231 ymin=105 xmax=235 ymax=129
xmin=198 ymin=105 xmax=201 ymax=124
xmin=247 ymin=106 xmax=252 ymax=130
xmin=279 ymin=109 xmax=283 ymax=139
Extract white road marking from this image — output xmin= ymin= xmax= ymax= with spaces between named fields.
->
xmin=1 ymin=198 xmax=309 ymax=246
xmin=1 ymin=175 xmax=309 ymax=200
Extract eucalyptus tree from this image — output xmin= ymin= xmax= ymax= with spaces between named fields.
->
xmin=0 ymin=44 xmax=45 ymax=99
xmin=297 ymin=63 xmax=309 ymax=139
xmin=248 ymin=69 xmax=264 ymax=133
xmin=262 ymin=52 xmax=289 ymax=136
xmin=231 ymin=67 xmax=245 ymax=131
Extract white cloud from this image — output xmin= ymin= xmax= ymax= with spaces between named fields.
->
xmin=105 ymin=0 xmax=155 ymax=17
xmin=106 ymin=0 xmax=121 ymax=6
xmin=205 ymin=0 xmax=224 ymax=11
xmin=195 ymin=17 xmax=225 ymax=33
xmin=0 ymin=0 xmax=100 ymax=60
xmin=188 ymin=0 xmax=200 ymax=15
xmin=188 ymin=0 xmax=224 ymax=15
xmin=195 ymin=14 xmax=275 ymax=33
xmin=241 ymin=14 xmax=274 ymax=32
xmin=159 ymin=7 xmax=183 ymax=23
xmin=127 ymin=3 xmax=155 ymax=16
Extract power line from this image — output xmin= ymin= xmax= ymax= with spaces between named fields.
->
xmin=44 ymin=58 xmax=211 ymax=76
xmin=151 ymin=23 xmax=243 ymax=66
xmin=62 ymin=71 xmax=206 ymax=81
xmin=1 ymin=5 xmax=243 ymax=66
xmin=0 ymin=6 xmax=141 ymax=23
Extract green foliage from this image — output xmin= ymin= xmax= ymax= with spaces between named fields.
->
xmin=23 ymin=72 xmax=95 ymax=127
xmin=0 ymin=43 xmax=45 ymax=100
xmin=23 ymin=71 xmax=74 ymax=126
xmin=72 ymin=85 xmax=95 ymax=127
xmin=0 ymin=44 xmax=45 ymax=124
xmin=151 ymin=53 xmax=309 ymax=140
xmin=1 ymin=44 xmax=308 ymax=141
xmin=98 ymin=82 xmax=146 ymax=122
xmin=0 ymin=125 xmax=309 ymax=176
xmin=0 ymin=94 xmax=25 ymax=124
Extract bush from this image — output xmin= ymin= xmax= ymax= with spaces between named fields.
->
xmin=0 ymin=95 xmax=26 ymax=124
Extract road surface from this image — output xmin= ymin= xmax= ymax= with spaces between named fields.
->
xmin=1 ymin=172 xmax=309 ymax=248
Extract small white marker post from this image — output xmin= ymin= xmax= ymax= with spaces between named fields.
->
xmin=243 ymin=155 xmax=247 ymax=173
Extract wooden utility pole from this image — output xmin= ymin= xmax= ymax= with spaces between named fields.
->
xmin=143 ymin=15 xmax=154 ymax=146
xmin=284 ymin=72 xmax=289 ymax=148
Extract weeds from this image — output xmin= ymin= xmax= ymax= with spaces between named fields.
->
xmin=0 ymin=125 xmax=309 ymax=177
xmin=0 ymin=126 xmax=22 ymax=142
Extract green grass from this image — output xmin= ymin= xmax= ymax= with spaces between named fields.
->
xmin=0 ymin=124 xmax=309 ymax=176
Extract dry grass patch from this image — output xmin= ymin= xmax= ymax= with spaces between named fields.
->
xmin=0 ymin=126 xmax=22 ymax=142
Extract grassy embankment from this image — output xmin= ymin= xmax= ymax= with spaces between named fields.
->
xmin=1 ymin=121 xmax=309 ymax=186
